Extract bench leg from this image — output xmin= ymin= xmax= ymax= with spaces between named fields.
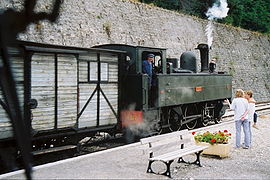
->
xmin=147 ymin=160 xmax=174 ymax=178
xmin=178 ymin=157 xmax=187 ymax=163
xmin=177 ymin=150 xmax=203 ymax=167
xmin=161 ymin=160 xmax=174 ymax=178
xmin=147 ymin=160 xmax=154 ymax=173
xmin=193 ymin=150 xmax=203 ymax=167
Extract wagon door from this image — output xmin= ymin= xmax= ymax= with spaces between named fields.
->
xmin=77 ymin=52 xmax=119 ymax=128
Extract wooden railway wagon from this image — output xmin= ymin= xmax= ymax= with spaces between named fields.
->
xmin=0 ymin=41 xmax=126 ymax=148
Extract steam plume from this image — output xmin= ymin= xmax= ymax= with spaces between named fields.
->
xmin=205 ymin=0 xmax=229 ymax=48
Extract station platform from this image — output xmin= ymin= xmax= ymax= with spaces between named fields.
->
xmin=1 ymin=108 xmax=270 ymax=179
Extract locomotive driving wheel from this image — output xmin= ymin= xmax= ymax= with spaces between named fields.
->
xmin=184 ymin=106 xmax=198 ymax=130
xmin=200 ymin=106 xmax=211 ymax=127
xmin=201 ymin=113 xmax=209 ymax=127
xmin=167 ymin=107 xmax=183 ymax=132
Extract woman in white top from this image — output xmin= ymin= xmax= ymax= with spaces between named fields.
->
xmin=245 ymin=90 xmax=256 ymax=146
xmin=226 ymin=89 xmax=249 ymax=148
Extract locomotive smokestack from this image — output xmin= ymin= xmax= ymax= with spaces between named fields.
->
xmin=196 ymin=43 xmax=210 ymax=72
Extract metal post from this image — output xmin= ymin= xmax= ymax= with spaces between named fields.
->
xmin=24 ymin=50 xmax=33 ymax=141
xmin=97 ymin=53 xmax=101 ymax=127
xmin=54 ymin=53 xmax=58 ymax=129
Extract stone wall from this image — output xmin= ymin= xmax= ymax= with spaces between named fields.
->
xmin=1 ymin=0 xmax=269 ymax=101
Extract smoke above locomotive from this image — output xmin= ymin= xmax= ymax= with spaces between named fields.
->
xmin=205 ymin=0 xmax=230 ymax=48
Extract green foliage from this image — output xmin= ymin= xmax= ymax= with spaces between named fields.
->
xmin=142 ymin=0 xmax=180 ymax=10
xmin=221 ymin=0 xmax=270 ymax=34
xmin=139 ymin=0 xmax=270 ymax=34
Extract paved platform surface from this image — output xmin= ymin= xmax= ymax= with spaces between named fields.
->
xmin=1 ymin=111 xmax=270 ymax=179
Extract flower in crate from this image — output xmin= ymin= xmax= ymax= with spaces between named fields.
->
xmin=192 ymin=130 xmax=231 ymax=145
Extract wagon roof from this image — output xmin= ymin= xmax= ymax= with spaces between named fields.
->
xmin=93 ymin=44 xmax=167 ymax=51
xmin=15 ymin=40 xmax=127 ymax=54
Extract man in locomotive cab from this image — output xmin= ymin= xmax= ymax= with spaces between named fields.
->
xmin=142 ymin=53 xmax=155 ymax=89
xmin=142 ymin=53 xmax=158 ymax=107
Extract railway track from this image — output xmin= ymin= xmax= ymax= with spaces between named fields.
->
xmin=222 ymin=101 xmax=270 ymax=121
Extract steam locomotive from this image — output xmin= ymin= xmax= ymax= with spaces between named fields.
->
xmin=0 ymin=41 xmax=232 ymax=151
xmin=95 ymin=43 xmax=232 ymax=136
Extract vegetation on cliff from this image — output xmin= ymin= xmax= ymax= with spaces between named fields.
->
xmin=139 ymin=0 xmax=270 ymax=35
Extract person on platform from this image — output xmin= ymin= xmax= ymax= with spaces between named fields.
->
xmin=244 ymin=90 xmax=256 ymax=146
xmin=225 ymin=89 xmax=249 ymax=148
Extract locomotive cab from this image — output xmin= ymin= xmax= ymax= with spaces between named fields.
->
xmin=93 ymin=44 xmax=168 ymax=110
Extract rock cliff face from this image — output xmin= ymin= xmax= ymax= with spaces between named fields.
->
xmin=1 ymin=0 xmax=269 ymax=101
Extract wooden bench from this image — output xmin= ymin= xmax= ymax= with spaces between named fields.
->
xmin=140 ymin=129 xmax=208 ymax=178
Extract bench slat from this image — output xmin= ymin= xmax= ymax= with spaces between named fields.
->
xmin=149 ymin=138 xmax=191 ymax=154
xmin=150 ymin=145 xmax=208 ymax=162
xmin=140 ymin=129 xmax=189 ymax=144
xmin=161 ymin=146 xmax=208 ymax=162
xmin=150 ymin=146 xmax=197 ymax=161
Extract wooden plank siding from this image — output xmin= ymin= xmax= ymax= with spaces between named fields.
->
xmin=99 ymin=84 xmax=118 ymax=126
xmin=57 ymin=54 xmax=77 ymax=128
xmin=79 ymin=61 xmax=88 ymax=82
xmin=31 ymin=53 xmax=55 ymax=130
xmin=0 ymin=55 xmax=24 ymax=138
xmin=0 ymin=90 xmax=13 ymax=139
xmin=78 ymin=84 xmax=97 ymax=128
